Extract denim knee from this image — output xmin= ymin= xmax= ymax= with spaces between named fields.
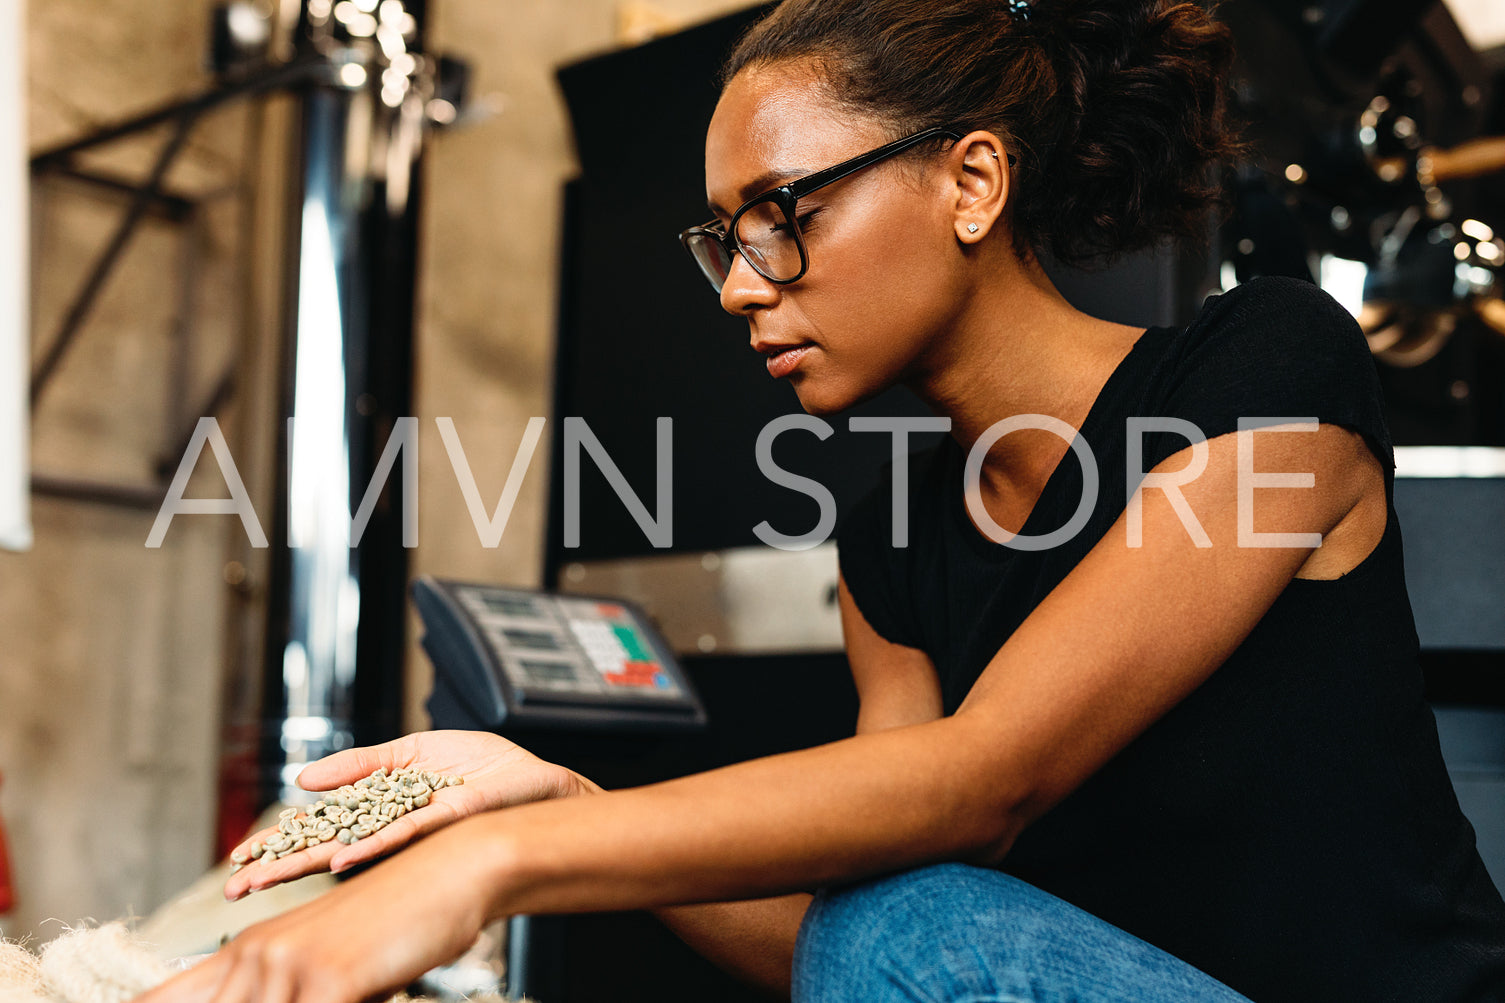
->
xmin=790 ymin=863 xmax=1250 ymax=1003
xmin=792 ymin=863 xmax=1047 ymax=1003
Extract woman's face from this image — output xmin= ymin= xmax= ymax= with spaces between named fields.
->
xmin=704 ymin=60 xmax=971 ymax=415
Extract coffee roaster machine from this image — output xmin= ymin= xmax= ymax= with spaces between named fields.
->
xmin=1218 ymin=0 xmax=1505 ymax=443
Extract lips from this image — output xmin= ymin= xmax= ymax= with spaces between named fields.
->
xmin=763 ymin=343 xmax=813 ymax=379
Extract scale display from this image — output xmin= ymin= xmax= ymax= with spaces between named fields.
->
xmin=413 ymin=576 xmax=707 ymax=732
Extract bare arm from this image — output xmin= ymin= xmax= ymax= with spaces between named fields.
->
xmin=218 ymin=585 xmax=939 ymax=1000
xmin=475 ymin=428 xmax=1383 ymax=910
xmin=141 ymin=424 xmax=1384 ymax=1003
xmin=651 ymin=896 xmax=811 ymax=998
xmin=648 ymin=574 xmax=943 ymax=997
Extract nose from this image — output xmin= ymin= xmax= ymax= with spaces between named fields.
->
xmin=718 ymin=251 xmax=781 ymax=317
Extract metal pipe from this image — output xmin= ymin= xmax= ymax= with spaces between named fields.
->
xmin=263 ymin=83 xmax=365 ymax=796
xmin=260 ymin=25 xmax=417 ymax=802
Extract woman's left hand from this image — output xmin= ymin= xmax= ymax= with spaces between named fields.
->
xmin=223 ymin=730 xmax=594 ymax=901
xmin=136 ymin=822 xmax=498 ymax=1003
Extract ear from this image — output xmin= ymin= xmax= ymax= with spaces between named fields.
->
xmin=948 ymin=131 xmax=1010 ymax=244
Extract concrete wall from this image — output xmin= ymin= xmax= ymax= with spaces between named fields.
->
xmin=0 ymin=0 xmax=754 ymax=942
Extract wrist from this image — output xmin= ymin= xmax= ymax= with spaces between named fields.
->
xmin=565 ymin=770 xmax=607 ymax=797
xmin=435 ymin=812 xmax=527 ymax=926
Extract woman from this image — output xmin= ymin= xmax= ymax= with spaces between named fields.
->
xmin=141 ymin=1 xmax=1505 ymax=1000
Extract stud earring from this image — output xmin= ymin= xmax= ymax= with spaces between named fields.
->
xmin=966 ymin=223 xmax=980 ymax=234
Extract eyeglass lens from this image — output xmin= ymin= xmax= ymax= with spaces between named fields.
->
xmin=732 ymin=199 xmax=803 ymax=283
xmin=686 ymin=232 xmax=732 ymax=291
xmin=685 ymin=196 xmax=809 ymax=294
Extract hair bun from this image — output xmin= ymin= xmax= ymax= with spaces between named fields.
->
xmin=723 ymin=0 xmax=1243 ymax=267
xmin=1021 ymin=0 xmax=1241 ymax=264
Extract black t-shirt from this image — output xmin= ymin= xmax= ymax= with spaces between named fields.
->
xmin=837 ymin=277 xmax=1505 ymax=1001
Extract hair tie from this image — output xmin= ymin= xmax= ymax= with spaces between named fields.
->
xmin=1006 ymin=0 xmax=1032 ymax=18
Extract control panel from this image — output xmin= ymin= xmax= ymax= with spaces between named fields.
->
xmin=413 ymin=576 xmax=707 ymax=732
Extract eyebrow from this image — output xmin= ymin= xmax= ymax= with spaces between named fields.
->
xmin=707 ymin=167 xmax=810 ymax=216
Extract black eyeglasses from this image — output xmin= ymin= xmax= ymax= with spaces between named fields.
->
xmin=679 ymin=126 xmax=965 ymax=294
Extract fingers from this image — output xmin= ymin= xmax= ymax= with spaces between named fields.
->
xmin=226 ymin=840 xmax=342 ymax=900
xmin=138 ymin=930 xmax=311 ymax=1003
xmin=323 ymin=805 xmax=453 ymax=873
xmin=133 ymin=949 xmax=229 ymax=1003
xmin=170 ymin=822 xmax=493 ymax=1003
xmin=224 ymin=800 xmax=460 ymax=897
xmin=229 ymin=824 xmax=284 ymax=865
xmin=324 ymin=829 xmax=405 ymax=874
xmin=295 ymin=737 xmax=415 ymax=791
xmin=196 ymin=949 xmax=291 ymax=1003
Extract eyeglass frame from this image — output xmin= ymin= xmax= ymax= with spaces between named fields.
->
xmin=681 ymin=125 xmax=1015 ymax=292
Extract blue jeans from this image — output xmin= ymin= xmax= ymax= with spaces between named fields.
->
xmin=791 ymin=864 xmax=1252 ymax=1003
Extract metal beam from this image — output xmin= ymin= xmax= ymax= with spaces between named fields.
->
xmin=38 ymin=166 xmax=198 ymax=221
xmin=28 ymin=114 xmax=199 ymax=407
xmin=29 ymin=58 xmax=324 ymax=170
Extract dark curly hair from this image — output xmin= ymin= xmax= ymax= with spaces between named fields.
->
xmin=722 ymin=0 xmax=1242 ymax=267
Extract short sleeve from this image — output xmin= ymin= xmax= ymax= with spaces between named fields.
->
xmin=1140 ymin=276 xmax=1395 ymax=488
xmin=836 ymin=468 xmax=926 ymax=650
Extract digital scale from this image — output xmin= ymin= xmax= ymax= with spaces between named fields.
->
xmin=412 ymin=576 xmax=707 ymax=733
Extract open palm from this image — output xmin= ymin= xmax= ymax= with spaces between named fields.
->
xmin=222 ymin=730 xmax=596 ymax=900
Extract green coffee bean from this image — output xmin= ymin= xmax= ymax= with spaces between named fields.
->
xmin=241 ymin=765 xmax=462 ymax=865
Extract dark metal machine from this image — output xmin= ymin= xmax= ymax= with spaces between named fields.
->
xmin=1219 ymin=0 xmax=1505 ymax=444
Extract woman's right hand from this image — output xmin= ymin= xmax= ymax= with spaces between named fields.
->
xmin=222 ymin=729 xmax=600 ymax=901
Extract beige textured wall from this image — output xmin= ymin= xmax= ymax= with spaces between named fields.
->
xmin=3 ymin=0 xmax=255 ymax=944
xmin=1 ymin=0 xmax=756 ymax=943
